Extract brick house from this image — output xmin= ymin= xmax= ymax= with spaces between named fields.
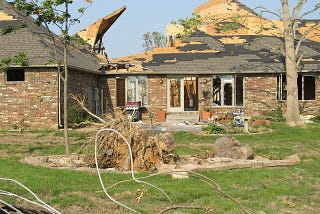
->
xmin=0 ymin=1 xmax=124 ymax=129
xmin=106 ymin=0 xmax=320 ymax=122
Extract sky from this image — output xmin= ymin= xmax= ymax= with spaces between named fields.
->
xmin=68 ymin=0 xmax=319 ymax=59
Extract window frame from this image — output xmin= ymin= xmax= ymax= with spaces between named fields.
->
xmin=212 ymin=74 xmax=243 ymax=106
xmin=125 ymin=76 xmax=148 ymax=106
xmin=6 ymin=69 xmax=25 ymax=82
xmin=277 ymin=73 xmax=316 ymax=101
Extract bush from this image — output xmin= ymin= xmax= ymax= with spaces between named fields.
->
xmin=311 ymin=114 xmax=320 ymax=123
xmin=202 ymin=123 xmax=226 ymax=134
xmin=265 ymin=107 xmax=286 ymax=122
xmin=68 ymin=104 xmax=94 ymax=124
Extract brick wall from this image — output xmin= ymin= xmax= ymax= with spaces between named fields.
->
xmin=0 ymin=68 xmax=58 ymax=129
xmin=147 ymin=75 xmax=167 ymax=113
xmin=67 ymin=69 xmax=107 ymax=118
xmin=0 ymin=68 xmax=106 ymax=129
xmin=244 ymin=74 xmax=278 ymax=116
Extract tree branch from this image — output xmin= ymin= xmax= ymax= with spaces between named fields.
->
xmin=299 ymin=3 xmax=320 ymax=19
xmin=295 ymin=23 xmax=320 ymax=55
xmin=70 ymin=94 xmax=106 ymax=123
xmin=158 ymin=205 xmax=217 ymax=214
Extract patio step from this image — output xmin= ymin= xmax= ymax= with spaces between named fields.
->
xmin=166 ymin=112 xmax=200 ymax=124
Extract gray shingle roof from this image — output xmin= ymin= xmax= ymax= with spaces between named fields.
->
xmin=142 ymin=31 xmax=320 ymax=74
xmin=0 ymin=1 xmax=101 ymax=73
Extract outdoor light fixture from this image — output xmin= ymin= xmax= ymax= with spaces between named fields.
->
xmin=203 ymin=79 xmax=207 ymax=84
xmin=159 ymin=79 xmax=164 ymax=84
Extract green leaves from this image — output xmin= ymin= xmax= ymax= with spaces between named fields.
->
xmin=13 ymin=0 xmax=90 ymax=34
xmin=172 ymin=13 xmax=203 ymax=40
xmin=0 ymin=52 xmax=29 ymax=69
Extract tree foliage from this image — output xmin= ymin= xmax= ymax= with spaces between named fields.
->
xmin=171 ymin=13 xmax=203 ymax=40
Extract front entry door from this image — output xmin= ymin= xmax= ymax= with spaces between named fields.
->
xmin=167 ymin=76 xmax=199 ymax=112
xmin=167 ymin=77 xmax=184 ymax=112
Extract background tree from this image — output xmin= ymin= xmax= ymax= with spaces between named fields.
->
xmin=142 ymin=31 xmax=167 ymax=52
xmin=13 ymin=0 xmax=93 ymax=155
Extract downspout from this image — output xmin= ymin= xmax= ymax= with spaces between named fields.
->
xmin=58 ymin=70 xmax=62 ymax=128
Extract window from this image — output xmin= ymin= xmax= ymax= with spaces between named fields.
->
xmin=116 ymin=76 xmax=147 ymax=107
xmin=127 ymin=76 xmax=147 ymax=106
xmin=6 ymin=69 xmax=25 ymax=81
xmin=212 ymin=75 xmax=243 ymax=106
xmin=277 ymin=74 xmax=315 ymax=101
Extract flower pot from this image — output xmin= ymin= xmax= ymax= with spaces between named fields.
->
xmin=253 ymin=119 xmax=264 ymax=126
xmin=156 ymin=110 xmax=166 ymax=122
xmin=201 ymin=111 xmax=211 ymax=122
xmin=265 ymin=119 xmax=271 ymax=126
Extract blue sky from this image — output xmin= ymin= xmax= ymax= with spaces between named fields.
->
xmin=69 ymin=0 xmax=319 ymax=58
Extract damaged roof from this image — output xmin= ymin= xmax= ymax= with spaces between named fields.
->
xmin=110 ymin=31 xmax=320 ymax=75
xmin=0 ymin=1 xmax=102 ymax=73
xmin=76 ymin=6 xmax=126 ymax=51
xmin=109 ymin=0 xmax=320 ymax=75
xmin=194 ymin=0 xmax=320 ymax=43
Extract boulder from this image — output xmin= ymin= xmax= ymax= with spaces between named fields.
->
xmin=213 ymin=137 xmax=254 ymax=159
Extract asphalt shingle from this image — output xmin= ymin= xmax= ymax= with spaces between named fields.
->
xmin=0 ymin=1 xmax=100 ymax=73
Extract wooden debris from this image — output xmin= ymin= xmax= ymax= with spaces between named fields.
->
xmin=84 ymin=113 xmax=178 ymax=172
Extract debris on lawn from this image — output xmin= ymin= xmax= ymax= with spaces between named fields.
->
xmin=83 ymin=113 xmax=179 ymax=172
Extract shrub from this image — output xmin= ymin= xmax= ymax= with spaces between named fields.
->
xmin=265 ymin=107 xmax=286 ymax=122
xmin=68 ymin=104 xmax=94 ymax=124
xmin=202 ymin=123 xmax=226 ymax=134
xmin=310 ymin=114 xmax=320 ymax=123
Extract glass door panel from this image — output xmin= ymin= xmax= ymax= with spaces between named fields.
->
xmin=167 ymin=77 xmax=183 ymax=112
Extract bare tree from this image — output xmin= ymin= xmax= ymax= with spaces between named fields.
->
xmin=14 ymin=0 xmax=93 ymax=155
xmin=280 ymin=0 xmax=319 ymax=126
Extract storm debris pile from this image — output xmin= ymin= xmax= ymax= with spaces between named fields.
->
xmin=85 ymin=114 xmax=178 ymax=171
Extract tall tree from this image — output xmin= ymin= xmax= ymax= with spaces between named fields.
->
xmin=281 ymin=0 xmax=301 ymax=126
xmin=13 ymin=0 xmax=92 ymax=155
xmin=279 ymin=0 xmax=319 ymax=126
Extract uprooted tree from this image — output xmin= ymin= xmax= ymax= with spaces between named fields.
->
xmin=71 ymin=94 xmax=178 ymax=172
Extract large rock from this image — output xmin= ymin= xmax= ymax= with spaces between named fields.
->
xmin=214 ymin=137 xmax=254 ymax=159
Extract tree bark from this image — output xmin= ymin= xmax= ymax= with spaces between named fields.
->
xmin=281 ymin=0 xmax=302 ymax=126
xmin=63 ymin=2 xmax=70 ymax=155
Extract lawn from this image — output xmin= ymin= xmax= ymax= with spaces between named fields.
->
xmin=0 ymin=122 xmax=319 ymax=213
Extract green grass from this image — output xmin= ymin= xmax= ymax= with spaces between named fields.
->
xmin=0 ymin=123 xmax=320 ymax=213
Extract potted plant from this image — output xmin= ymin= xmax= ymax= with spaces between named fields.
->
xmin=252 ymin=116 xmax=271 ymax=126
xmin=201 ymin=107 xmax=211 ymax=122
xmin=156 ymin=109 xmax=166 ymax=122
